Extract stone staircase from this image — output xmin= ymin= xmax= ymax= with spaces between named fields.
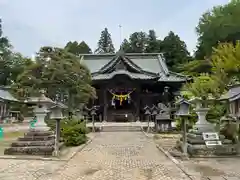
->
xmin=4 ymin=130 xmax=56 ymax=156
xmin=101 ymin=122 xmax=142 ymax=132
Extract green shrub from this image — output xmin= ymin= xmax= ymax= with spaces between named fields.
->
xmin=62 ymin=122 xmax=87 ymax=146
xmin=46 ymin=117 xmax=89 ymax=146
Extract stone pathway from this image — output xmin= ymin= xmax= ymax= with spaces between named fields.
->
xmin=41 ymin=132 xmax=189 ymax=180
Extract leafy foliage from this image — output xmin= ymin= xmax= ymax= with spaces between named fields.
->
xmin=61 ymin=119 xmax=88 ymax=146
xmin=183 ymin=74 xmax=218 ymax=100
xmin=14 ymin=47 xmax=96 ymax=109
xmin=95 ymin=28 xmax=115 ymax=54
xmin=46 ymin=118 xmax=88 ymax=146
xmin=178 ymin=59 xmax=212 ymax=76
xmin=160 ymin=31 xmax=192 ymax=71
xmin=195 ymin=0 xmax=240 ymax=59
xmin=145 ymin=30 xmax=161 ymax=53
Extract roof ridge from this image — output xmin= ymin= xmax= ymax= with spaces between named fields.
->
xmin=99 ymin=55 xmax=144 ymax=74
xmin=78 ymin=53 xmax=164 ymax=57
xmin=122 ymin=56 xmax=143 ymax=72
xmin=157 ymin=54 xmax=169 ymax=75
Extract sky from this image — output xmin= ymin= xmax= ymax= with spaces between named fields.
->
xmin=0 ymin=0 xmax=229 ymax=56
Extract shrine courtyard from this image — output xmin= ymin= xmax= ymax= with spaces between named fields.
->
xmin=0 ymin=131 xmax=239 ymax=180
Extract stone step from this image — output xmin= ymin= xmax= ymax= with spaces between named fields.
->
xmin=11 ymin=140 xmax=55 ymax=147
xmin=101 ymin=126 xmax=142 ymax=132
xmin=4 ymin=146 xmax=54 ymax=156
xmin=25 ymin=131 xmax=54 ymax=137
xmin=18 ymin=135 xmax=55 ymax=141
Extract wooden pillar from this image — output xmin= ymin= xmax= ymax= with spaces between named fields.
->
xmin=136 ymin=86 xmax=140 ymax=121
xmin=103 ymin=88 xmax=108 ymax=121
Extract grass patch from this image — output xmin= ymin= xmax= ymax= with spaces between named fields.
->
xmin=2 ymin=131 xmax=24 ymax=139
xmin=0 ymin=131 xmax=25 ymax=155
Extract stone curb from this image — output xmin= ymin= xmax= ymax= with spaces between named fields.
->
xmin=0 ymin=134 xmax=96 ymax=161
xmin=142 ymin=130 xmax=194 ymax=180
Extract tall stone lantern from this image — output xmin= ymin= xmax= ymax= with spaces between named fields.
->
xmin=176 ymin=98 xmax=190 ymax=155
xmin=25 ymin=90 xmax=55 ymax=131
xmin=144 ymin=105 xmax=151 ymax=133
xmin=189 ymin=97 xmax=214 ymax=132
xmin=50 ymin=103 xmax=67 ymax=157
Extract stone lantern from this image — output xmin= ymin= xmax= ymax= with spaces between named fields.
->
xmin=176 ymin=98 xmax=190 ymax=155
xmin=49 ymin=103 xmax=67 ymax=157
xmin=89 ymin=106 xmax=98 ymax=132
xmin=151 ymin=105 xmax=159 ymax=130
xmin=176 ymin=98 xmax=190 ymax=116
xmin=25 ymin=90 xmax=55 ymax=131
xmin=144 ymin=105 xmax=151 ymax=132
xmin=189 ymin=97 xmax=214 ymax=132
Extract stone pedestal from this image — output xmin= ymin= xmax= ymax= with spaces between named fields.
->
xmin=194 ymin=108 xmax=215 ymax=132
xmin=32 ymin=105 xmax=50 ymax=131
xmin=184 ymin=130 xmax=237 ymax=157
xmin=4 ymin=91 xmax=57 ymax=156
xmin=177 ymin=107 xmax=237 ymax=157
xmin=4 ymin=129 xmax=55 ymax=156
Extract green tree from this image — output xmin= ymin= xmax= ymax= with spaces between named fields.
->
xmin=210 ymin=42 xmax=240 ymax=93
xmin=0 ymin=18 xmax=23 ymax=86
xmin=14 ymin=46 xmax=96 ymax=110
xmin=160 ymin=31 xmax=191 ymax=71
xmin=178 ymin=59 xmax=212 ymax=76
xmin=65 ymin=41 xmax=92 ymax=55
xmin=145 ymin=30 xmax=160 ymax=53
xmin=95 ymin=28 xmax=115 ymax=54
xmin=128 ymin=32 xmax=148 ymax=53
xmin=196 ymin=0 xmax=240 ymax=59
xmin=120 ymin=39 xmax=132 ymax=53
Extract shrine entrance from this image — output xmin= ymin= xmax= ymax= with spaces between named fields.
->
xmin=107 ymin=88 xmax=137 ymax=122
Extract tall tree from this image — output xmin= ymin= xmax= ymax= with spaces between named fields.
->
xmin=160 ymin=31 xmax=191 ymax=71
xmin=145 ymin=30 xmax=160 ymax=53
xmin=128 ymin=32 xmax=148 ymax=53
xmin=195 ymin=0 xmax=240 ymax=59
xmin=0 ymin=18 xmax=18 ymax=86
xmin=65 ymin=41 xmax=92 ymax=55
xmin=14 ymin=47 xmax=96 ymax=109
xmin=95 ymin=28 xmax=115 ymax=54
xmin=120 ymin=39 xmax=132 ymax=53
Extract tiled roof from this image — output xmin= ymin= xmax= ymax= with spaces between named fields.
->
xmin=220 ymin=84 xmax=240 ymax=101
xmin=92 ymin=70 xmax=158 ymax=80
xmin=80 ymin=53 xmax=188 ymax=82
xmin=0 ymin=88 xmax=18 ymax=102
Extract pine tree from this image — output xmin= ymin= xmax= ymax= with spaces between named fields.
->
xmin=95 ymin=28 xmax=115 ymax=54
xmin=120 ymin=39 xmax=132 ymax=53
xmin=145 ymin=30 xmax=160 ymax=53
xmin=65 ymin=41 xmax=92 ymax=55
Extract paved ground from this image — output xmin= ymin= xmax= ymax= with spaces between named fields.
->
xmin=0 ymin=132 xmax=190 ymax=180
xmin=2 ymin=132 xmax=240 ymax=180
xmin=182 ymin=158 xmax=240 ymax=179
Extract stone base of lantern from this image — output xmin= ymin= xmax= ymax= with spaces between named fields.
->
xmin=4 ymin=129 xmax=56 ymax=156
xmin=176 ymin=129 xmax=238 ymax=157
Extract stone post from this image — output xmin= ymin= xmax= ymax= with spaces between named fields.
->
xmin=54 ymin=119 xmax=61 ymax=156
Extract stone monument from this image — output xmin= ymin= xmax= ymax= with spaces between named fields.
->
xmin=4 ymin=90 xmax=56 ymax=156
xmin=183 ymin=97 xmax=237 ymax=157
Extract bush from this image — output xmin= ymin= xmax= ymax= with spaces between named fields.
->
xmin=46 ymin=118 xmax=89 ymax=146
xmin=62 ymin=122 xmax=87 ymax=146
